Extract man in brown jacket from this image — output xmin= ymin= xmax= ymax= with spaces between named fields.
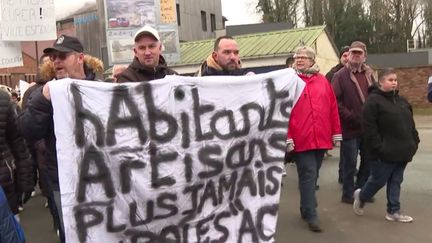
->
xmin=332 ymin=41 xmax=376 ymax=204
xmin=117 ymin=25 xmax=177 ymax=82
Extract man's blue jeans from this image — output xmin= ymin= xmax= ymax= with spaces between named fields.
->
xmin=295 ymin=150 xmax=325 ymax=224
xmin=341 ymin=138 xmax=359 ymax=199
xmin=341 ymin=137 xmax=370 ymax=199
xmin=359 ymin=160 xmax=407 ymax=214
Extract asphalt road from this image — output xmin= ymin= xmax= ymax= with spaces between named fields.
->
xmin=20 ymin=116 xmax=432 ymax=243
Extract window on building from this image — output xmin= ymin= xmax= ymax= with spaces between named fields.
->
xmin=210 ymin=14 xmax=216 ymax=32
xmin=176 ymin=4 xmax=181 ymax=26
xmin=201 ymin=11 xmax=207 ymax=31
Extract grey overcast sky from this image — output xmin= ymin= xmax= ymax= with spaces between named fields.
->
xmin=55 ymin=0 xmax=95 ymax=20
xmin=55 ymin=0 xmax=261 ymax=25
xmin=221 ymin=0 xmax=261 ymax=25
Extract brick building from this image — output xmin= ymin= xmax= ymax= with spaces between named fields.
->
xmin=0 ymin=53 xmax=39 ymax=89
xmin=394 ymin=65 xmax=432 ymax=109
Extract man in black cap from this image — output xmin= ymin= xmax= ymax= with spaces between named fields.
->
xmin=43 ymin=35 xmax=87 ymax=80
xmin=17 ymin=35 xmax=93 ymax=243
xmin=117 ymin=25 xmax=176 ymax=82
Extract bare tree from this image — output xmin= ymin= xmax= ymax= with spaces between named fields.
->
xmin=303 ymin=0 xmax=324 ymax=26
xmin=368 ymin=0 xmax=423 ymax=51
xmin=256 ymin=0 xmax=301 ymax=26
xmin=422 ymin=0 xmax=432 ymax=47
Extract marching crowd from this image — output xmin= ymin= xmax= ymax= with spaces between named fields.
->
xmin=0 ymin=24 xmax=430 ymax=242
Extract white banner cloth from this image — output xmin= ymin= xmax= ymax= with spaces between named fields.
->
xmin=50 ymin=68 xmax=305 ymax=243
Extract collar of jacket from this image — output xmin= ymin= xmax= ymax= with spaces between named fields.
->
xmin=130 ymin=55 xmax=168 ymax=73
xmin=371 ymin=85 xmax=399 ymax=97
xmin=295 ymin=63 xmax=320 ymax=77
xmin=202 ymin=64 xmax=246 ymax=76
xmin=348 ymin=62 xmax=371 ymax=74
xmin=345 ymin=63 xmax=375 ymax=103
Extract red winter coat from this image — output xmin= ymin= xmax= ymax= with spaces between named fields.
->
xmin=287 ymin=72 xmax=342 ymax=152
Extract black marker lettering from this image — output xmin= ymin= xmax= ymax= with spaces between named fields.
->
xmin=106 ymin=86 xmax=147 ymax=146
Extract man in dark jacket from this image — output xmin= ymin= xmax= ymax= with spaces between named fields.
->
xmin=0 ymin=90 xmax=35 ymax=216
xmin=18 ymin=35 xmax=97 ymax=243
xmin=332 ymin=41 xmax=376 ymax=204
xmin=326 ymin=46 xmax=350 ymax=83
xmin=326 ymin=45 xmax=350 ymax=184
xmin=117 ymin=25 xmax=177 ymax=82
xmin=197 ymin=36 xmax=250 ymax=76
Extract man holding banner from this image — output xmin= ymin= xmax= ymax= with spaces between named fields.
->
xmin=18 ymin=35 xmax=102 ymax=243
xmin=117 ymin=25 xmax=177 ymax=82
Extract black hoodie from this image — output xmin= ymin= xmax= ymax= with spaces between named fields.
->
xmin=362 ymin=85 xmax=420 ymax=163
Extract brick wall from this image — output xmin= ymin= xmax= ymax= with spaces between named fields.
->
xmin=0 ymin=53 xmax=37 ymax=88
xmin=391 ymin=66 xmax=432 ymax=108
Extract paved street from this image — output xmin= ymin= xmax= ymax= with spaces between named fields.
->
xmin=275 ymin=116 xmax=432 ymax=243
xmin=20 ymin=116 xmax=432 ymax=243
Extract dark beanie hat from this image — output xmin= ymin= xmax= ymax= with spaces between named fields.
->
xmin=339 ymin=46 xmax=350 ymax=58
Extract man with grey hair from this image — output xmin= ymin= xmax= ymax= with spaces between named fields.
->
xmin=117 ymin=25 xmax=176 ymax=82
xmin=332 ymin=41 xmax=376 ymax=205
xmin=287 ymin=45 xmax=342 ymax=232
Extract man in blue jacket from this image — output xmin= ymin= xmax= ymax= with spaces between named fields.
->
xmin=0 ymin=186 xmax=25 ymax=243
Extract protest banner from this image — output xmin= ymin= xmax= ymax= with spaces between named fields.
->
xmin=0 ymin=0 xmax=56 ymax=41
xmin=50 ymin=68 xmax=305 ymax=243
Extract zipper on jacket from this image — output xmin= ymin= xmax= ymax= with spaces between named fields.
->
xmin=5 ymin=159 xmax=14 ymax=183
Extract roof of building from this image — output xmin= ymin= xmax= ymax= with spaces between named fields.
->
xmin=174 ymin=25 xmax=327 ymax=66
xmin=226 ymin=22 xmax=294 ymax=36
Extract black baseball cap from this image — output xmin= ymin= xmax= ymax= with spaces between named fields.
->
xmin=43 ymin=35 xmax=84 ymax=54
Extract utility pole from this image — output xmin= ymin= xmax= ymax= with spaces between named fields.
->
xmin=96 ymin=0 xmax=108 ymax=68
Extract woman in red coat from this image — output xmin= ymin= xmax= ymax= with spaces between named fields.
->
xmin=286 ymin=46 xmax=342 ymax=232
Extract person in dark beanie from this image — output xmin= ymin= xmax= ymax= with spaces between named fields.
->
xmin=353 ymin=69 xmax=419 ymax=223
xmin=325 ymin=45 xmax=350 ymax=183
xmin=326 ymin=46 xmax=350 ymax=83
